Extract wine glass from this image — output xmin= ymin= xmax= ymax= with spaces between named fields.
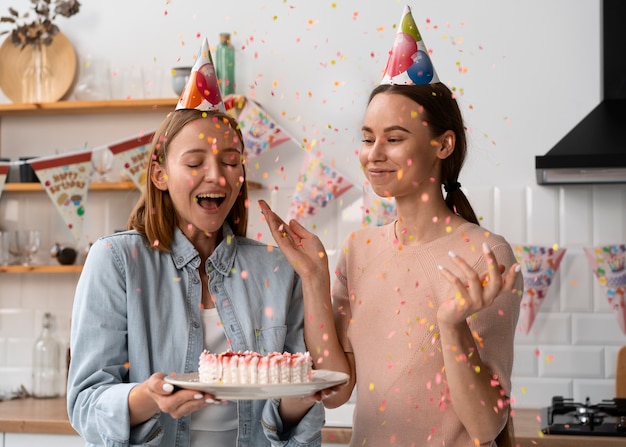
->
xmin=8 ymin=230 xmax=41 ymax=266
xmin=91 ymin=148 xmax=114 ymax=182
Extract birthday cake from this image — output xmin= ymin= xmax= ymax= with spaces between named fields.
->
xmin=198 ymin=350 xmax=313 ymax=385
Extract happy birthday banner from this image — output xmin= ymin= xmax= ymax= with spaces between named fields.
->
xmin=513 ymin=245 xmax=567 ymax=335
xmin=0 ymin=162 xmax=9 ymax=200
xmin=236 ymin=98 xmax=295 ymax=158
xmin=287 ymin=153 xmax=354 ymax=221
xmin=29 ymin=151 xmax=93 ymax=246
xmin=107 ymin=132 xmax=155 ymax=190
xmin=584 ymin=244 xmax=626 ymax=334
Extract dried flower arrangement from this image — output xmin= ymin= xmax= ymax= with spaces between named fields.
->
xmin=0 ymin=0 xmax=81 ymax=49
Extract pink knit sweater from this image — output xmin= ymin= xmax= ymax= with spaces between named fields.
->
xmin=332 ymin=222 xmax=521 ymax=446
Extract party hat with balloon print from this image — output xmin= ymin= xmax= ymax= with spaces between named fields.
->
xmin=176 ymin=38 xmax=225 ymax=112
xmin=381 ymin=4 xmax=439 ymax=85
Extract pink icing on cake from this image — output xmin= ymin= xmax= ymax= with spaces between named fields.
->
xmin=198 ymin=350 xmax=312 ymax=384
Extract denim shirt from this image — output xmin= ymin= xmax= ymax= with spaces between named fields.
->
xmin=67 ymin=224 xmax=324 ymax=447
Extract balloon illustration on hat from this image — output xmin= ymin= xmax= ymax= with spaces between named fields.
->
xmin=381 ymin=5 xmax=439 ymax=85
xmin=176 ymin=38 xmax=225 ymax=112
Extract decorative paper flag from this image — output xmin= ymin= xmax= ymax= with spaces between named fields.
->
xmin=237 ymin=98 xmax=293 ymax=158
xmin=381 ymin=4 xmax=440 ymax=85
xmin=176 ymin=37 xmax=225 ymax=112
xmin=223 ymin=93 xmax=247 ymax=119
xmin=361 ymin=182 xmax=396 ymax=227
xmin=513 ymin=245 xmax=567 ymax=334
xmin=0 ymin=162 xmax=9 ymax=200
xmin=287 ymin=154 xmax=354 ymax=221
xmin=107 ymin=132 xmax=155 ymax=190
xmin=584 ymin=244 xmax=626 ymax=334
xmin=29 ymin=152 xmax=92 ymax=245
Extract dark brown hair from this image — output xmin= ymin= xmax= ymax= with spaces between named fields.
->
xmin=127 ymin=109 xmax=248 ymax=252
xmin=368 ymin=83 xmax=479 ymax=225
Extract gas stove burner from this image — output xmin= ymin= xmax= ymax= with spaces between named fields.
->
xmin=575 ymin=406 xmax=604 ymax=427
xmin=541 ymin=396 xmax=626 ymax=437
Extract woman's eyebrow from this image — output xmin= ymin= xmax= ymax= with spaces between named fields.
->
xmin=361 ymin=125 xmax=411 ymax=133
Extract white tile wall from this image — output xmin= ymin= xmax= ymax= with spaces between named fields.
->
xmin=505 ymin=184 xmax=626 ymax=409
xmin=1 ymin=169 xmax=625 ymax=417
xmin=0 ymin=185 xmax=138 ymax=396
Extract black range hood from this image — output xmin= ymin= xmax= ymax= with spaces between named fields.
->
xmin=535 ymin=0 xmax=626 ymax=184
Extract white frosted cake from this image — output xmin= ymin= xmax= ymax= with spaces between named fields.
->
xmin=198 ymin=350 xmax=312 ymax=384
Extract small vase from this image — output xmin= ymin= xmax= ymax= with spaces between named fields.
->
xmin=21 ymin=41 xmax=54 ymax=104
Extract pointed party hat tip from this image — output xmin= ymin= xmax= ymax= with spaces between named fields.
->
xmin=381 ymin=5 xmax=439 ymax=86
xmin=176 ymin=38 xmax=225 ymax=112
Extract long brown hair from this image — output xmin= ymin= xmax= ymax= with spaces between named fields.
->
xmin=370 ymin=83 xmax=514 ymax=446
xmin=368 ymin=83 xmax=479 ymax=225
xmin=127 ymin=109 xmax=248 ymax=252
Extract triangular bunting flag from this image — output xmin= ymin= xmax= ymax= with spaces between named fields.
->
xmin=223 ymin=94 xmax=247 ymax=119
xmin=287 ymin=153 xmax=354 ymax=221
xmin=237 ymin=98 xmax=293 ymax=158
xmin=584 ymin=244 xmax=626 ymax=335
xmin=107 ymin=132 xmax=155 ymax=190
xmin=361 ymin=182 xmax=396 ymax=227
xmin=29 ymin=151 xmax=93 ymax=246
xmin=0 ymin=162 xmax=9 ymax=200
xmin=513 ymin=245 xmax=567 ymax=334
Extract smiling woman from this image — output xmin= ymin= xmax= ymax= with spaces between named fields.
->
xmin=143 ymin=109 xmax=247 ymax=255
xmin=67 ymin=37 xmax=328 ymax=447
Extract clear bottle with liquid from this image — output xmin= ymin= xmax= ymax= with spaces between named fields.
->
xmin=216 ymin=32 xmax=235 ymax=96
xmin=32 ymin=312 xmax=61 ymax=398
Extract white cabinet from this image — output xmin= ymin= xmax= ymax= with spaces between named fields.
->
xmin=4 ymin=433 xmax=84 ymax=447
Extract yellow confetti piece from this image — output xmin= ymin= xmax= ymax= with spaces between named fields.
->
xmin=369 ymin=382 xmax=375 ymax=391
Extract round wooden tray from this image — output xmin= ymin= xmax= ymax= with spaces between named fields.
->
xmin=0 ymin=32 xmax=77 ymax=103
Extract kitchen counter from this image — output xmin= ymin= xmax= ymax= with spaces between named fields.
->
xmin=1 ymin=398 xmax=624 ymax=446
xmin=0 ymin=397 xmax=75 ymax=435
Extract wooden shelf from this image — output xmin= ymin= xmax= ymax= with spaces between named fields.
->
xmin=3 ymin=180 xmax=261 ymax=192
xmin=3 ymin=181 xmax=139 ymax=192
xmin=0 ymin=98 xmax=178 ymax=117
xmin=0 ymin=264 xmax=82 ymax=273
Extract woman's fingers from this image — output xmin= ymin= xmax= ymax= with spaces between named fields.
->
xmin=503 ymin=263 xmax=522 ymax=293
xmin=440 ymin=243 xmax=521 ymax=313
xmin=150 ymin=373 xmax=215 ymax=418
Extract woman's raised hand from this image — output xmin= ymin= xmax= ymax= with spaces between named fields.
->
xmin=436 ymin=242 xmax=521 ymax=326
xmin=258 ymin=200 xmax=329 ymax=280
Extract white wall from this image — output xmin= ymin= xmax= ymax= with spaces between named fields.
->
xmin=0 ymin=0 xmax=602 ymax=187
xmin=2 ymin=0 xmax=625 ymax=420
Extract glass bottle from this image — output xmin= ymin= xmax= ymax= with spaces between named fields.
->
xmin=216 ymin=32 xmax=235 ymax=96
xmin=32 ymin=312 xmax=61 ymax=398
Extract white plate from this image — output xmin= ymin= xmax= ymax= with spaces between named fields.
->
xmin=164 ymin=370 xmax=349 ymax=400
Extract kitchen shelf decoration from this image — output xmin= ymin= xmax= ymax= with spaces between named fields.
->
xmin=513 ymin=244 xmax=567 ymax=335
xmin=28 ymin=151 xmax=92 ymax=246
xmin=584 ymin=244 xmax=626 ymax=335
xmin=0 ymin=1 xmax=81 ymax=103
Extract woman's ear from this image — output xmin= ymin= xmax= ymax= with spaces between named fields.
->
xmin=436 ymin=130 xmax=456 ymax=160
xmin=151 ymin=161 xmax=169 ymax=191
